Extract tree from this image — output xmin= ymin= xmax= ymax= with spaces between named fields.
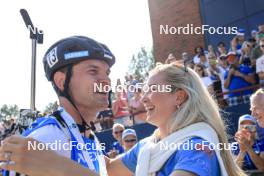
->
xmin=128 ymin=47 xmax=155 ymax=81
xmin=43 ymin=101 xmax=59 ymax=114
xmin=0 ymin=104 xmax=19 ymax=120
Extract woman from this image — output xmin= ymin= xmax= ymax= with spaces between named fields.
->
xmin=0 ymin=63 xmax=245 ymax=176
xmin=239 ymin=41 xmax=253 ymax=66
xmin=129 ymin=87 xmax=146 ymax=124
xmin=112 ymin=92 xmax=131 ymax=126
xmin=194 ymin=64 xmax=214 ymax=95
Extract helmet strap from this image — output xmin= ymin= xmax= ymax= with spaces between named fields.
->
xmin=58 ymin=65 xmax=93 ymax=138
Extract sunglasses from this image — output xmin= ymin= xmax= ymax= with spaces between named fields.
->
xmin=241 ymin=125 xmax=256 ymax=132
xmin=114 ymin=130 xmax=123 ymax=134
xmin=124 ymin=139 xmax=137 ymax=143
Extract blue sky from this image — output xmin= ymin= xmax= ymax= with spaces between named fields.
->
xmin=0 ymin=0 xmax=153 ymax=111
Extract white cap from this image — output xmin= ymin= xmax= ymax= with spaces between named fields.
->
xmin=122 ymin=129 xmax=137 ymax=139
xmin=238 ymin=114 xmax=256 ymax=126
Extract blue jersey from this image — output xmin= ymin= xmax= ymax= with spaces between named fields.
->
xmin=232 ymin=140 xmax=264 ymax=170
xmin=224 ymin=65 xmax=254 ymax=97
xmin=112 ymin=141 xmax=124 ymax=154
xmin=3 ymin=108 xmax=106 ymax=176
xmin=121 ymin=137 xmax=220 ymax=176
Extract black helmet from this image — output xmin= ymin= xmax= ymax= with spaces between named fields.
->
xmin=43 ymin=36 xmax=115 ymax=81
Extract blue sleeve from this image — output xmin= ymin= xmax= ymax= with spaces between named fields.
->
xmin=241 ymin=66 xmax=253 ymax=75
xmin=121 ymin=141 xmax=142 ymax=173
xmin=224 ymin=71 xmax=228 ymax=80
xmin=173 ymin=140 xmax=220 ymax=176
xmin=259 ymin=140 xmax=264 ymax=151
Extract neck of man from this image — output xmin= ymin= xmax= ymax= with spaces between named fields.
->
xmin=59 ymin=97 xmax=97 ymax=125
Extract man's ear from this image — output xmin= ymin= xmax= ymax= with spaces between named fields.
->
xmin=53 ymin=71 xmax=66 ymax=92
xmin=174 ymin=89 xmax=188 ymax=106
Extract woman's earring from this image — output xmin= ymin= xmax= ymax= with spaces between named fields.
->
xmin=177 ymin=105 xmax=180 ymax=109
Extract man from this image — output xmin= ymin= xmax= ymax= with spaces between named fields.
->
xmin=224 ymin=52 xmax=256 ymax=106
xmin=250 ymin=88 xmax=264 ymax=129
xmin=232 ymin=114 xmax=264 ymax=171
xmin=4 ymin=36 xmax=115 ymax=176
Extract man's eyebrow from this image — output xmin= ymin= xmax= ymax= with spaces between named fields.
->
xmin=86 ymin=65 xmax=99 ymax=69
xmin=86 ymin=65 xmax=111 ymax=74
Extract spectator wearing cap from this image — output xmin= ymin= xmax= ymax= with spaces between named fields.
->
xmin=232 ymin=114 xmax=264 ymax=171
xmin=256 ymin=39 xmax=264 ymax=85
xmin=122 ymin=129 xmax=138 ymax=152
xmin=108 ymin=123 xmax=125 ymax=158
xmin=224 ymin=52 xmax=256 ymax=106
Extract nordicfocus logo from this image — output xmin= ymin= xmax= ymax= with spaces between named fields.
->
xmin=160 ymin=24 xmax=238 ymax=35
xmin=46 ymin=47 xmax=58 ymax=68
xmin=93 ymin=83 xmax=172 ymax=93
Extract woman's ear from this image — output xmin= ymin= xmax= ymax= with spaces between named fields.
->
xmin=174 ymin=90 xmax=188 ymax=106
xmin=53 ymin=71 xmax=66 ymax=92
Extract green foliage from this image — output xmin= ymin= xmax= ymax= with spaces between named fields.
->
xmin=128 ymin=47 xmax=155 ymax=80
xmin=43 ymin=101 xmax=58 ymax=114
xmin=0 ymin=104 xmax=19 ymax=120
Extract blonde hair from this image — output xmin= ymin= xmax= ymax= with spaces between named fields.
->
xmin=149 ymin=63 xmax=245 ymax=176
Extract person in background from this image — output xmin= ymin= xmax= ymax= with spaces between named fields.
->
xmin=251 ymin=31 xmax=264 ymax=65
xmin=250 ymin=88 xmax=264 ymax=142
xmin=198 ymin=53 xmax=209 ymax=68
xmin=250 ymin=88 xmax=264 ymax=129
xmin=165 ymin=53 xmax=177 ymax=64
xmin=251 ymin=29 xmax=258 ymax=41
xmin=108 ymin=123 xmax=125 ymax=158
xmin=256 ymin=39 xmax=264 ymax=85
xmin=112 ymin=92 xmax=131 ymax=126
xmin=208 ymin=44 xmax=217 ymax=58
xmin=121 ymin=129 xmax=138 ymax=152
xmin=224 ymin=52 xmax=256 ymax=106
xmin=193 ymin=46 xmax=208 ymax=64
xmin=217 ymin=41 xmax=227 ymax=56
xmin=232 ymin=114 xmax=264 ymax=171
xmin=194 ymin=64 xmax=214 ymax=94
xmin=231 ymin=28 xmax=245 ymax=55
xmin=129 ymin=86 xmax=146 ymax=125
xmin=239 ymin=41 xmax=253 ymax=66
